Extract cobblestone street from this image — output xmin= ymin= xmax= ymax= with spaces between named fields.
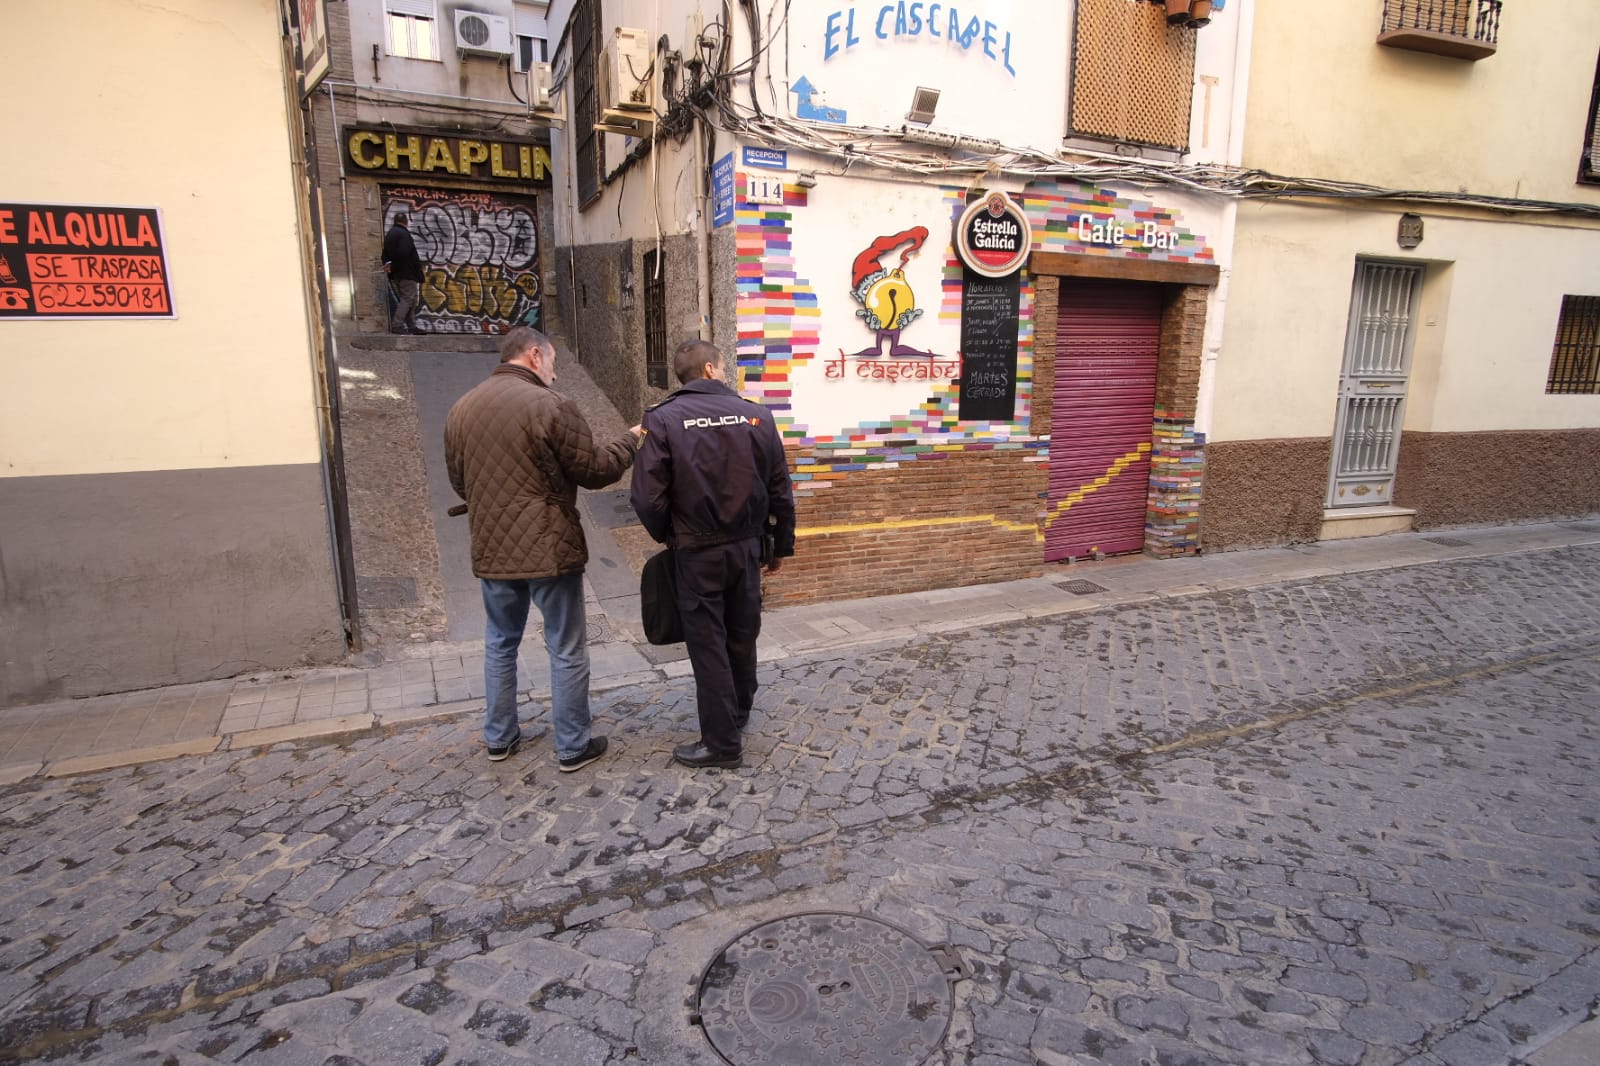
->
xmin=1 ymin=545 xmax=1597 ymax=1064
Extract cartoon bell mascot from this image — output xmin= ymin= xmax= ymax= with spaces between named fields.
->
xmin=845 ymin=226 xmax=934 ymax=358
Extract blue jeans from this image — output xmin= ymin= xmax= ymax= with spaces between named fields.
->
xmin=481 ymin=572 xmax=592 ymax=759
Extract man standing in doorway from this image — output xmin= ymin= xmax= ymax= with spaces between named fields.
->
xmin=382 ymin=211 xmax=425 ymax=333
xmin=445 ymin=327 xmax=643 ymax=767
xmin=631 ymin=339 xmax=795 ymax=769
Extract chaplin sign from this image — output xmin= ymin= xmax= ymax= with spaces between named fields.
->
xmin=954 ymin=191 xmax=1030 ymax=278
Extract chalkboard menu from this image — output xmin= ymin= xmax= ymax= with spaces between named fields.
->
xmin=958 ymin=268 xmax=1020 ymax=421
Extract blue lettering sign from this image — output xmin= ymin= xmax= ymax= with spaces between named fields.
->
xmin=712 ymin=153 xmax=734 ymax=228
xmin=743 ymin=146 xmax=788 ymax=169
xmin=819 ymin=3 xmax=1017 ymax=75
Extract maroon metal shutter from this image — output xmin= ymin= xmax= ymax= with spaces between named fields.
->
xmin=1047 ymin=279 xmax=1160 ymax=561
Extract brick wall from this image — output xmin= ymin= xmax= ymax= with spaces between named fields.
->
xmin=766 ymin=447 xmax=1048 ymax=605
xmin=1146 ymin=284 xmax=1208 ymax=557
xmin=1031 ymin=274 xmax=1060 ymax=433
xmin=1155 ymin=285 xmax=1206 ymax=419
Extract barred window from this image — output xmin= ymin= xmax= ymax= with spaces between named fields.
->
xmin=643 ymin=249 xmax=668 ymax=389
xmin=572 ymin=0 xmax=604 ymax=208
xmin=1069 ymin=0 xmax=1196 ymax=152
xmin=1581 ymin=52 xmax=1600 ymax=185
xmin=1546 ymin=295 xmax=1600 ymax=394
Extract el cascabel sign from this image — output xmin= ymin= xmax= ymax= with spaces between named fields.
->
xmin=823 ymin=3 xmax=1018 ymax=73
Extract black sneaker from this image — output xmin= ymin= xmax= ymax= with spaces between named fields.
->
xmin=559 ymin=735 xmax=608 ymax=773
xmin=487 ymin=730 xmax=522 ymax=762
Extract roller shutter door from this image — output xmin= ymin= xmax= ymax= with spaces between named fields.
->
xmin=1047 ymin=279 xmax=1160 ymax=561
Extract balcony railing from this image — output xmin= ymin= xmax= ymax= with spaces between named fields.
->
xmin=1378 ymin=0 xmax=1501 ymax=61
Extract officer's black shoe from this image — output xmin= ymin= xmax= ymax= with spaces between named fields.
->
xmin=672 ymin=741 xmax=742 ymax=769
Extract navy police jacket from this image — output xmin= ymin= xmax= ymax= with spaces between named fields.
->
xmin=630 ymin=378 xmax=796 ymax=555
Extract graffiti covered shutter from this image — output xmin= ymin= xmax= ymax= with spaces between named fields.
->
xmin=381 ymin=186 xmax=542 ymax=335
xmin=1046 ymin=278 xmax=1159 ymax=561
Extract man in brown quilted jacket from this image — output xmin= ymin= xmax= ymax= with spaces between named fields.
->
xmin=444 ymin=327 xmax=643 ymax=767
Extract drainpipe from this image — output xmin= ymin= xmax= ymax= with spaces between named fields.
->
xmin=693 ymin=113 xmax=713 ymax=341
xmin=277 ymin=0 xmax=362 ymax=650
xmin=325 ymin=84 xmax=359 ymax=317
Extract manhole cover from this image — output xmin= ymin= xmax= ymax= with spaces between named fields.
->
xmin=695 ymin=912 xmax=960 ymax=1065
xmin=1423 ymin=536 xmax=1470 ymax=548
xmin=1056 ymin=579 xmax=1108 ymax=595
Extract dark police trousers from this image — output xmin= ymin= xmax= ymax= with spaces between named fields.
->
xmin=675 ymin=538 xmax=763 ymax=757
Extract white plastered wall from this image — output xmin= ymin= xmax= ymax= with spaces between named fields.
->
xmin=1242 ymin=0 xmax=1600 ymax=206
xmin=1214 ymin=200 xmax=1600 ymax=443
xmin=0 ymin=0 xmax=321 ymax=479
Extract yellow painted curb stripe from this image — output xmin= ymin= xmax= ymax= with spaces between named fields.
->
xmin=1042 ymin=443 xmax=1151 ymax=529
xmin=797 ymin=514 xmax=1040 ymax=538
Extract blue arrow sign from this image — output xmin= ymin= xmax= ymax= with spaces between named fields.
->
xmin=790 ymin=75 xmax=847 ymax=124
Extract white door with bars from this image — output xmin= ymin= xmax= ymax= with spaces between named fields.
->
xmin=1327 ymin=261 xmax=1423 ymax=508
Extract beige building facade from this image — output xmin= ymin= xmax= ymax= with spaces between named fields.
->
xmin=0 ymin=0 xmax=346 ymax=705
xmin=1207 ymin=0 xmax=1600 ymax=547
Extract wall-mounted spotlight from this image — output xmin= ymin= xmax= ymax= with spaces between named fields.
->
xmin=905 ymin=86 xmax=940 ymax=126
xmin=796 ymin=172 xmax=818 ymax=188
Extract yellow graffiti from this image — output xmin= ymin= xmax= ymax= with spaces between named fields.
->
xmin=1041 ymin=443 xmax=1151 ymax=528
xmin=422 ymin=265 xmax=540 ymax=320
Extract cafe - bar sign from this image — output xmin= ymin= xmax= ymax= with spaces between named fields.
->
xmin=954 ymin=191 xmax=1030 ymax=278
xmin=0 ymin=203 xmax=174 ymax=319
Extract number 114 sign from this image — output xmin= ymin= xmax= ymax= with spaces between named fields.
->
xmin=744 ymin=173 xmax=786 ymax=206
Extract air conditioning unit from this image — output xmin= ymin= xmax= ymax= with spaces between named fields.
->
xmin=598 ymin=27 xmax=653 ymax=112
xmin=454 ymin=10 xmax=513 ymax=58
xmin=528 ymin=61 xmax=554 ymax=112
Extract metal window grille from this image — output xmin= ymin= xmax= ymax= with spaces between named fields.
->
xmin=572 ymin=0 xmax=603 ymax=208
xmin=1546 ymin=295 xmax=1600 ymax=395
xmin=643 ymin=250 xmax=668 ymax=389
xmin=1381 ymin=0 xmax=1501 ymax=45
xmin=1068 ymin=0 xmax=1195 ymax=152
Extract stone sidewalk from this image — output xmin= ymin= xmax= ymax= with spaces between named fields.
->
xmin=2 ymin=518 xmax=1598 ymax=785
xmin=0 ymin=522 xmax=1597 ymax=1063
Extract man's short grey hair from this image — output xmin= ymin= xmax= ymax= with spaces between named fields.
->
xmin=673 ymin=339 xmax=723 ymax=383
xmin=500 ymin=326 xmax=551 ymax=364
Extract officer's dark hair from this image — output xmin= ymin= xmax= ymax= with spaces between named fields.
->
xmin=501 ymin=326 xmax=551 ymax=364
xmin=673 ymin=339 xmax=722 ymax=383
xmin=394 ymin=212 xmax=409 ymax=226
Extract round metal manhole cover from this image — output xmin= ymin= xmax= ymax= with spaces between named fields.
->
xmin=695 ymin=912 xmax=958 ymax=1066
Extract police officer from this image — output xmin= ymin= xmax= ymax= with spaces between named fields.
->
xmin=631 ymin=339 xmax=796 ymax=769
